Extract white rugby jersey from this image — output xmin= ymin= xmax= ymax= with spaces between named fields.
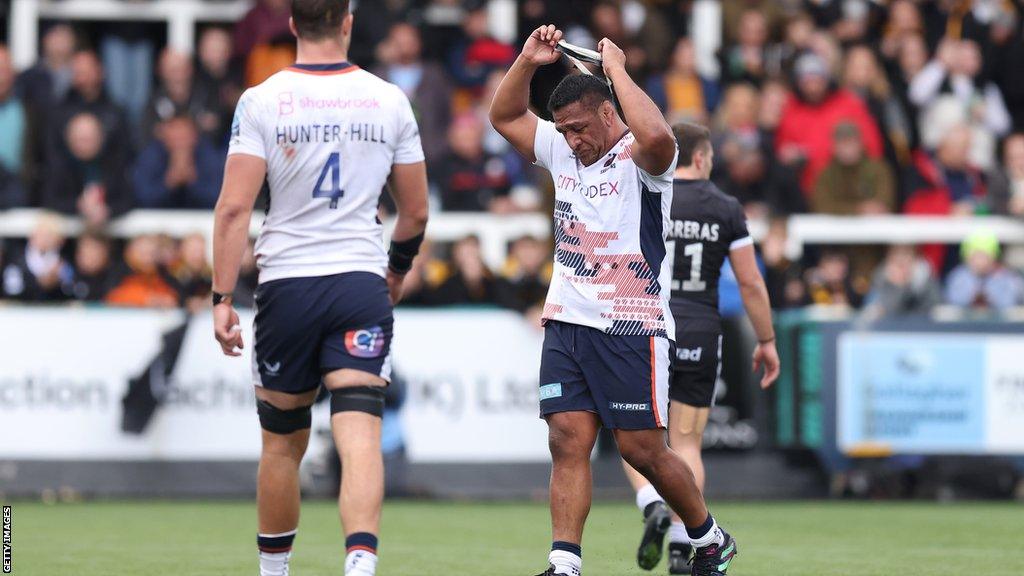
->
xmin=228 ymin=62 xmax=424 ymax=284
xmin=534 ymin=120 xmax=677 ymax=339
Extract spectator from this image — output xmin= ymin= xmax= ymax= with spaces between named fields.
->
xmin=812 ymin=122 xmax=895 ymax=215
xmin=904 ymin=123 xmax=985 ymax=217
xmin=100 ymin=22 xmax=156 ymax=125
xmin=498 ymin=235 xmax=551 ymax=312
xmin=15 ymin=23 xmax=75 ymax=112
xmin=764 ymin=12 xmax=815 ymax=79
xmin=879 ymin=0 xmax=924 ymax=62
xmin=990 ymin=3 xmax=1024 ymax=131
xmin=1 ymin=213 xmax=72 ymax=302
xmin=945 ymin=230 xmax=1024 ymax=311
xmin=805 ymin=251 xmax=864 ymax=307
xmin=133 ymin=115 xmax=225 ymax=209
xmin=646 ymin=38 xmax=719 ymax=124
xmin=720 ymin=9 xmax=770 ymax=87
xmin=438 ymin=113 xmax=511 ymax=212
xmin=194 ymin=27 xmax=243 ymax=146
xmin=911 ymin=39 xmax=1011 ymax=169
xmin=775 ymin=51 xmax=883 ymax=197
xmin=841 ymin=44 xmax=914 ymax=166
xmin=760 ymin=218 xmax=808 ymax=309
xmin=861 ymin=245 xmax=941 ymax=320
xmin=888 ymin=34 xmax=930 ymax=153
xmin=42 ymin=112 xmax=132 ymax=227
xmin=143 ymin=49 xmax=221 ymax=142
xmin=51 ymin=50 xmax=133 ymax=163
xmin=373 ymin=23 xmax=452 ymax=174
xmin=446 ymin=6 xmax=515 ymax=90
xmin=106 ymin=234 xmax=180 ymax=308
xmin=432 ymin=235 xmax=499 ymax=305
xmin=67 ymin=230 xmax=116 ymax=302
xmin=987 ymin=133 xmax=1024 ymax=218
xmin=171 ymin=233 xmax=213 ymax=311
xmin=0 ymin=46 xmax=27 ymax=209
xmin=233 ymin=0 xmax=294 ymax=87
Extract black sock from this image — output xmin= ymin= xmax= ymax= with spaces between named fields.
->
xmin=643 ymin=501 xmax=662 ymax=518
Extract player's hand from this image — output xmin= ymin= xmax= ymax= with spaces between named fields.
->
xmin=597 ymin=37 xmax=626 ymax=76
xmin=213 ymin=303 xmax=243 ymax=357
xmin=752 ymin=340 xmax=780 ymax=389
xmin=386 ymin=269 xmax=406 ymax=305
xmin=522 ymin=25 xmax=563 ymax=67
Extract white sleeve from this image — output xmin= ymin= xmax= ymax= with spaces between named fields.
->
xmin=984 ymin=84 xmax=1012 ymax=137
xmin=393 ymin=92 xmax=425 ymax=165
xmin=228 ymin=89 xmax=266 ymax=159
xmin=908 ymin=60 xmax=946 ymax=107
xmin=533 ymin=119 xmax=559 ymax=170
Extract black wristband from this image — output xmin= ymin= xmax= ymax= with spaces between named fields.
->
xmin=388 ymin=232 xmax=425 ymax=274
xmin=212 ymin=291 xmax=233 ymax=307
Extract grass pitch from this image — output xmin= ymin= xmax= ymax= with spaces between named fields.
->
xmin=8 ymin=499 xmax=1024 ymax=575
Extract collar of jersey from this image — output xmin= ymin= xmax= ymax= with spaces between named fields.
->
xmin=288 ymin=62 xmax=357 ymax=74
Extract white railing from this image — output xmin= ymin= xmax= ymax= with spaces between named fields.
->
xmin=9 ymin=0 xmax=253 ymax=69
xmin=0 ymin=208 xmax=551 ymax=270
xmin=3 ymin=208 xmax=1024 ymax=266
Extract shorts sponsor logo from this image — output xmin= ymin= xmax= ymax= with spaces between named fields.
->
xmin=263 ymin=361 xmax=281 ymax=376
xmin=539 ymin=383 xmax=563 ymax=400
xmin=676 ymin=347 xmax=703 ymax=362
xmin=345 ymin=327 xmax=385 ymax=358
xmin=609 ymin=401 xmax=650 ymax=411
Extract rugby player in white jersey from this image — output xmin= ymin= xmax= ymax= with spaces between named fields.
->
xmin=490 ymin=26 xmax=738 ymax=576
xmin=211 ymin=2 xmax=428 ymax=575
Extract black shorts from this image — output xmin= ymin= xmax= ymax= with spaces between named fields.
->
xmin=668 ymin=330 xmax=722 ymax=408
xmin=252 ymin=271 xmax=393 ymax=394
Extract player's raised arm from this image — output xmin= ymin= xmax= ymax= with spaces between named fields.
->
xmin=597 ymin=38 xmax=676 ymax=175
xmin=488 ymin=25 xmax=563 ymax=162
xmin=212 ymin=153 xmax=266 ymax=356
xmin=730 ymin=243 xmax=780 ymax=388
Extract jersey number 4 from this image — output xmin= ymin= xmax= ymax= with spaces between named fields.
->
xmin=313 ymin=152 xmax=344 ymax=209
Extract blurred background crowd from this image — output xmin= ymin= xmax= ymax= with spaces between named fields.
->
xmin=0 ymin=0 xmax=1023 ymax=321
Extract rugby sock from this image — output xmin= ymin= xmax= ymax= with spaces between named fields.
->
xmin=344 ymin=532 xmax=379 ymax=576
xmin=635 ymin=484 xmax=664 ymax=514
xmin=686 ymin=513 xmax=724 ymax=548
xmin=668 ymin=521 xmax=690 ymax=545
xmin=549 ymin=541 xmax=582 ymax=575
xmin=257 ymin=529 xmax=296 ymax=576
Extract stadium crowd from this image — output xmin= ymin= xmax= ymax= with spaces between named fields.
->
xmin=0 ymin=0 xmax=1023 ymax=316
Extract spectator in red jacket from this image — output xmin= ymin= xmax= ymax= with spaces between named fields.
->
xmin=775 ymin=51 xmax=884 ymax=197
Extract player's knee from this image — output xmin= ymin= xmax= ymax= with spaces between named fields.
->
xmin=257 ymin=398 xmax=312 ymax=436
xmin=619 ymin=439 xmax=663 ymax=476
xmin=330 ymin=385 xmax=385 ymax=417
xmin=548 ymin=425 xmax=588 ymax=461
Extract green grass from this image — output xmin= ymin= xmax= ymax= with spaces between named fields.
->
xmin=7 ymin=500 xmax=1024 ymax=575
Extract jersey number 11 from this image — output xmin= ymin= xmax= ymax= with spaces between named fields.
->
xmin=313 ymin=152 xmax=345 ymax=209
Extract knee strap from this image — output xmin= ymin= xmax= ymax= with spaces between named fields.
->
xmin=256 ymin=399 xmax=312 ymax=434
xmin=330 ymin=386 xmax=385 ymax=417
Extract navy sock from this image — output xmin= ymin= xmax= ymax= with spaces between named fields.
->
xmin=257 ymin=530 xmax=296 ymax=554
xmin=551 ymin=540 xmax=582 ymax=557
xmin=685 ymin=513 xmax=715 ymax=541
xmin=346 ymin=532 xmax=378 ymax=555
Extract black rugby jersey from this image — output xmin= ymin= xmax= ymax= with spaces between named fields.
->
xmin=667 ymin=179 xmax=752 ymax=330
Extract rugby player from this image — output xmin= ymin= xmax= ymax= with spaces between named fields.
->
xmin=211 ymin=2 xmax=428 ymax=575
xmin=490 ymin=26 xmax=738 ymax=576
xmin=625 ymin=123 xmax=780 ymax=574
